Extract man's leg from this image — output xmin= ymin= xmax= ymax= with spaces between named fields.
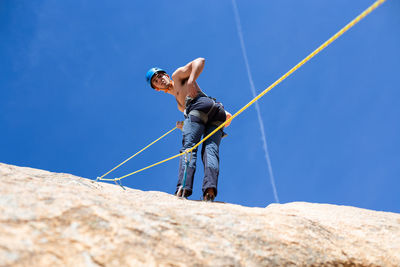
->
xmin=201 ymin=125 xmax=223 ymax=198
xmin=176 ymin=116 xmax=205 ymax=197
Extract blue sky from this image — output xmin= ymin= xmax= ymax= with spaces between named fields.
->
xmin=1 ymin=0 xmax=399 ymax=212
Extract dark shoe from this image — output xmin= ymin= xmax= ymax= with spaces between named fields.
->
xmin=203 ymin=188 xmax=215 ymax=202
xmin=176 ymin=187 xmax=190 ymax=198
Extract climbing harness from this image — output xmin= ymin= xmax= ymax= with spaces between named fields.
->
xmin=97 ymin=0 xmax=387 ymax=184
xmin=176 ymin=150 xmax=193 ymax=198
xmin=187 ymin=109 xmax=227 ymax=133
xmin=184 ymin=93 xmax=228 ymax=137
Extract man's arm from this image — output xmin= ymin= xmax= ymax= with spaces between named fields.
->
xmin=172 ymin=58 xmax=205 ymax=97
xmin=177 ymin=100 xmax=185 ymax=112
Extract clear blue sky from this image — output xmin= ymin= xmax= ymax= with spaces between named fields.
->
xmin=1 ymin=0 xmax=399 ymax=212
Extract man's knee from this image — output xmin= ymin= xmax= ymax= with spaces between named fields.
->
xmin=203 ymin=145 xmax=219 ymax=165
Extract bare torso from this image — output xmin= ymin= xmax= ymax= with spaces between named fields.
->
xmin=170 ymin=76 xmax=201 ymax=112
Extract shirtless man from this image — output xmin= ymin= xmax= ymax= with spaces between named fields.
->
xmin=146 ymin=58 xmax=231 ymax=201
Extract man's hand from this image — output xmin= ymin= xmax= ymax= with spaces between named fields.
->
xmin=176 ymin=121 xmax=184 ymax=130
xmin=225 ymin=111 xmax=232 ymax=127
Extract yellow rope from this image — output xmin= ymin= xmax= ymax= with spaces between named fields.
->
xmin=100 ymin=0 xmax=386 ymax=182
xmin=98 ymin=126 xmax=177 ymax=180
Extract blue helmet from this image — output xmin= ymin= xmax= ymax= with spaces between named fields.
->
xmin=146 ymin=67 xmax=166 ymax=88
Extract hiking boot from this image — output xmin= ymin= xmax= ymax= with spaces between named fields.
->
xmin=203 ymin=188 xmax=215 ymax=202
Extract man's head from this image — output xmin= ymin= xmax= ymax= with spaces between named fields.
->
xmin=146 ymin=67 xmax=172 ymax=92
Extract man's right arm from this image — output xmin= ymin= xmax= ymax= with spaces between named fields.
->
xmin=177 ymin=101 xmax=185 ymax=112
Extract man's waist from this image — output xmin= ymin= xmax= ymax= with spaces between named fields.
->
xmin=185 ymin=91 xmax=208 ymax=107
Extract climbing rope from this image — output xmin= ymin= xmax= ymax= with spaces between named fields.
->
xmin=98 ymin=0 xmax=386 ymax=182
xmin=97 ymin=126 xmax=177 ymax=180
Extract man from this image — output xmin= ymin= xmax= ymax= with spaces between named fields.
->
xmin=146 ymin=58 xmax=231 ymax=201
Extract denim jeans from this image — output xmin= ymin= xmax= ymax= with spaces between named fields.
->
xmin=176 ymin=115 xmax=223 ymax=197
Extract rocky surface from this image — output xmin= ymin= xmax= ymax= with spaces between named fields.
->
xmin=0 ymin=162 xmax=399 ymax=267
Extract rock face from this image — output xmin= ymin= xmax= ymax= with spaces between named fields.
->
xmin=0 ymin=163 xmax=399 ymax=267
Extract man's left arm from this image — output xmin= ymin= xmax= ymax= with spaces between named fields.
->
xmin=172 ymin=57 xmax=205 ymax=98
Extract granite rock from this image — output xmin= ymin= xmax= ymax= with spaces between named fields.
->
xmin=0 ymin=163 xmax=399 ymax=267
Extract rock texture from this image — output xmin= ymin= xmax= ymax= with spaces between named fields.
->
xmin=0 ymin=162 xmax=399 ymax=267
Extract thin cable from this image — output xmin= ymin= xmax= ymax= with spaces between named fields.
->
xmin=232 ymin=0 xmax=280 ymax=203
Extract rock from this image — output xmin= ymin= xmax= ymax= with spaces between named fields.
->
xmin=0 ymin=162 xmax=399 ymax=267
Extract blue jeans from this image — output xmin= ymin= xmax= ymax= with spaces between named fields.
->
xmin=176 ymin=116 xmax=223 ymax=197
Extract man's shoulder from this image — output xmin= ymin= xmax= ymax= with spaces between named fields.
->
xmin=172 ymin=73 xmax=188 ymax=87
xmin=172 ymin=67 xmax=184 ymax=79
xmin=171 ymin=70 xmax=179 ymax=80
